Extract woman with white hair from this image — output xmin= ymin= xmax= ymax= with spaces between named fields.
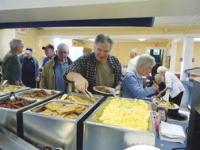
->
xmin=121 ymin=54 xmax=158 ymax=100
xmin=157 ymin=66 xmax=186 ymax=120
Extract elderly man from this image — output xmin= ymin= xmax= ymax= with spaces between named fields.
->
xmin=40 ymin=43 xmax=72 ymax=91
xmin=2 ymin=39 xmax=24 ymax=85
xmin=65 ymin=34 xmax=122 ymax=93
xmin=121 ymin=54 xmax=158 ymax=99
xmin=19 ymin=48 xmax=39 ymax=88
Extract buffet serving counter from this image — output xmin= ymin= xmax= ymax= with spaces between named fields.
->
xmin=83 ymin=97 xmax=156 ymax=150
xmin=23 ymin=93 xmax=103 ymax=150
xmin=0 ymin=88 xmax=61 ymax=137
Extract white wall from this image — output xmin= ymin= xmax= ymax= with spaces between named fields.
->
xmin=0 ymin=29 xmax=15 ymax=59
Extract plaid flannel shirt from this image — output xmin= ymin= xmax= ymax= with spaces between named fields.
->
xmin=65 ymin=53 xmax=122 ymax=91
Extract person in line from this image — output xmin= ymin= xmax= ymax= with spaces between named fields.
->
xmin=2 ymin=39 xmax=24 ymax=85
xmin=65 ymin=34 xmax=122 ymax=93
xmin=121 ymin=54 xmax=158 ymax=100
xmin=40 ymin=43 xmax=72 ymax=91
xmin=42 ymin=44 xmax=55 ymax=67
xmin=19 ymin=48 xmax=39 ymax=88
xmin=126 ymin=49 xmax=140 ymax=72
xmin=157 ymin=66 xmax=186 ymax=120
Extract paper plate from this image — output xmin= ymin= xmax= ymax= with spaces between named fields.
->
xmin=125 ymin=145 xmax=160 ymax=150
xmin=93 ymin=86 xmax=115 ymax=95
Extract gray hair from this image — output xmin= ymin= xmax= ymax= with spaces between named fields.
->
xmin=57 ymin=43 xmax=69 ymax=51
xmin=157 ymin=66 xmax=168 ymax=74
xmin=135 ymin=54 xmax=156 ymax=70
xmin=95 ymin=34 xmax=113 ymax=47
xmin=9 ymin=39 xmax=23 ymax=50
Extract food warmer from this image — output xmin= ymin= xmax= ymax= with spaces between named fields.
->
xmin=83 ymin=97 xmax=156 ymax=150
xmin=23 ymin=93 xmax=103 ymax=150
xmin=0 ymin=89 xmax=61 ymax=137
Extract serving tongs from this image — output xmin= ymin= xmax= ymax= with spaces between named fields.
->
xmin=0 ymin=80 xmax=8 ymax=89
xmin=60 ymin=94 xmax=68 ymax=100
xmin=9 ymin=92 xmax=17 ymax=101
xmin=85 ymin=90 xmax=96 ymax=103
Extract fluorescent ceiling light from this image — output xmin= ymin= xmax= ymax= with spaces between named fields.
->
xmin=194 ymin=38 xmax=200 ymax=42
xmin=138 ymin=38 xmax=146 ymax=42
xmin=89 ymin=38 xmax=95 ymax=42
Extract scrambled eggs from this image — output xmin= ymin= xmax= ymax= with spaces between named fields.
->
xmin=95 ymin=98 xmax=150 ymax=131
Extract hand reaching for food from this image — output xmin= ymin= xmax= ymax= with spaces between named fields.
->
xmin=74 ymin=76 xmax=89 ymax=94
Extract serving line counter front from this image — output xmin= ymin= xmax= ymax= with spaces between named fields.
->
xmin=0 ymin=86 xmax=189 ymax=150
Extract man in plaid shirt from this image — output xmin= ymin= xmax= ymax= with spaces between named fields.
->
xmin=65 ymin=34 xmax=122 ymax=93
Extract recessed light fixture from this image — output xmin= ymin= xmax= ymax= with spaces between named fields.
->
xmin=138 ymin=38 xmax=146 ymax=42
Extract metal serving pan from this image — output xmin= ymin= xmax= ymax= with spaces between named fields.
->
xmin=0 ymin=84 xmax=30 ymax=97
xmin=23 ymin=96 xmax=103 ymax=150
xmin=16 ymin=88 xmax=62 ymax=101
xmin=83 ymin=97 xmax=156 ymax=150
xmin=0 ymin=95 xmax=39 ymax=137
xmin=57 ymin=92 xmax=104 ymax=106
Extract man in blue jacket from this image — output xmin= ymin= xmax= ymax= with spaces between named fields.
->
xmin=19 ymin=48 xmax=39 ymax=88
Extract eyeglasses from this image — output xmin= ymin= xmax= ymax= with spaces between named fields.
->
xmin=58 ymin=51 xmax=67 ymax=54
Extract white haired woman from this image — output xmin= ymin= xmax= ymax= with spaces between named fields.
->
xmin=121 ymin=54 xmax=158 ymax=100
xmin=157 ymin=66 xmax=186 ymax=120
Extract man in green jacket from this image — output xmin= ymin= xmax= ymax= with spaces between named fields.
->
xmin=40 ymin=43 xmax=72 ymax=91
xmin=2 ymin=39 xmax=24 ymax=85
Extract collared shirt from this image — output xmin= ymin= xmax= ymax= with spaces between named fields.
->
xmin=121 ymin=71 xmax=157 ymax=100
xmin=55 ymin=60 xmax=69 ymax=91
xmin=65 ymin=52 xmax=122 ymax=92
xmin=40 ymin=56 xmax=72 ymax=90
xmin=2 ymin=51 xmax=22 ymax=84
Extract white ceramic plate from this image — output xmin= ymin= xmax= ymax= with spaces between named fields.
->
xmin=125 ymin=145 xmax=160 ymax=150
xmin=93 ymin=86 xmax=115 ymax=95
